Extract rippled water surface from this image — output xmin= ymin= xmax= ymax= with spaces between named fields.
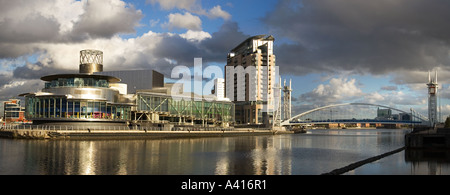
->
xmin=1 ymin=129 xmax=449 ymax=175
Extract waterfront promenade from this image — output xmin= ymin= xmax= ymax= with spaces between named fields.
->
xmin=0 ymin=125 xmax=291 ymax=139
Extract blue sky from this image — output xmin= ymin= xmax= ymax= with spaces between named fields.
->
xmin=1 ymin=0 xmax=450 ymax=121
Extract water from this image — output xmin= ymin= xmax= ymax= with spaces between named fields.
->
xmin=1 ymin=128 xmax=449 ymax=175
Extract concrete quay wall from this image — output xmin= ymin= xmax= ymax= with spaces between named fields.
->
xmin=0 ymin=129 xmax=291 ymax=140
xmin=0 ymin=130 xmax=52 ymax=139
xmin=405 ymin=133 xmax=450 ymax=148
xmin=405 ymin=128 xmax=450 ymax=148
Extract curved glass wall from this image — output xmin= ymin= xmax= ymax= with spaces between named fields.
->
xmin=44 ymin=77 xmax=109 ymax=89
xmin=25 ymin=96 xmax=131 ymax=121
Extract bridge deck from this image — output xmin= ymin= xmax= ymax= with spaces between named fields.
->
xmin=287 ymin=119 xmax=422 ymax=125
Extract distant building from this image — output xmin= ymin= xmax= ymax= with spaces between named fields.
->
xmin=225 ymin=35 xmax=277 ymax=126
xmin=399 ymin=113 xmax=411 ymax=121
xmin=3 ymin=99 xmax=27 ymax=123
xmin=211 ymin=78 xmax=228 ymax=101
xmin=377 ymin=108 xmax=392 ymax=118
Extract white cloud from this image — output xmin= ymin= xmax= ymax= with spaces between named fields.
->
xmin=162 ymin=12 xmax=202 ymax=31
xmin=0 ymin=0 xmax=84 ymax=34
xmin=149 ymin=19 xmax=160 ymax=27
xmin=314 ymin=78 xmax=362 ymax=99
xmin=39 ymin=0 xmax=85 ymax=34
xmin=180 ymin=30 xmax=212 ymax=42
xmin=0 ymin=0 xmax=143 ymax=42
xmin=207 ymin=5 xmax=231 ymax=20
xmin=147 ymin=0 xmax=231 ymax=21
xmin=300 ymin=77 xmax=363 ymax=104
xmin=0 ymin=0 xmax=143 ymax=59
xmin=365 ymin=92 xmax=385 ymax=104
xmin=72 ymin=0 xmax=143 ymax=38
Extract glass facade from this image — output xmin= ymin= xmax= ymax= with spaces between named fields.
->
xmin=25 ymin=96 xmax=131 ymax=121
xmin=23 ymin=70 xmax=234 ymax=126
xmin=136 ymin=93 xmax=234 ymax=123
xmin=44 ymin=77 xmax=109 ymax=89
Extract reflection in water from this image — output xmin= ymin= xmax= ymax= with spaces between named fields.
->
xmin=2 ymin=129 xmax=450 ymax=175
xmin=406 ymin=149 xmax=450 ymax=175
xmin=81 ymin=142 xmax=95 ymax=175
xmin=1 ymin=136 xmax=295 ymax=175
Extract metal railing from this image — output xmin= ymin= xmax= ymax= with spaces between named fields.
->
xmin=0 ymin=124 xmax=237 ymax=132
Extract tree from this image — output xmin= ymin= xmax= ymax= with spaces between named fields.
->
xmin=444 ymin=116 xmax=450 ymax=128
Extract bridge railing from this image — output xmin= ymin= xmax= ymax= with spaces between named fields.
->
xmin=289 ymin=119 xmax=423 ymax=124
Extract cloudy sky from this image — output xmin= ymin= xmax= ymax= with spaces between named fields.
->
xmin=1 ymin=0 xmax=450 ymax=120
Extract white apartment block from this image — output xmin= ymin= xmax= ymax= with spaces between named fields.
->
xmin=225 ymin=35 xmax=278 ymax=125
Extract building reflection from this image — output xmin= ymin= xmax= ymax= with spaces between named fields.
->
xmin=10 ymin=129 xmax=450 ymax=175
xmin=80 ymin=142 xmax=95 ymax=175
xmin=213 ymin=136 xmax=293 ymax=175
xmin=17 ymin=135 xmax=295 ymax=175
xmin=405 ymin=149 xmax=450 ymax=175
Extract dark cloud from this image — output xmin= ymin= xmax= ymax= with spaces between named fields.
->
xmin=13 ymin=61 xmax=72 ymax=80
xmin=0 ymin=13 xmax=61 ymax=44
xmin=151 ymin=21 xmax=249 ymax=68
xmin=0 ymin=73 xmax=13 ymax=87
xmin=153 ymin=34 xmax=203 ymax=66
xmin=200 ymin=21 xmax=249 ymax=61
xmin=264 ymin=0 xmax=450 ymax=77
xmin=71 ymin=0 xmax=143 ymax=39
xmin=0 ymin=44 xmax=36 ymax=58
xmin=380 ymin=86 xmax=398 ymax=91
xmin=0 ymin=0 xmax=144 ymax=58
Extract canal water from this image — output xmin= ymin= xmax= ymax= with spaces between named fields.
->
xmin=0 ymin=128 xmax=449 ymax=175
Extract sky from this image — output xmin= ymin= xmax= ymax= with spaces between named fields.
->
xmin=1 ymin=0 xmax=450 ymax=121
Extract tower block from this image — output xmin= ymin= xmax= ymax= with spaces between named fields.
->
xmin=427 ymin=70 xmax=438 ymax=127
xmin=283 ymin=79 xmax=292 ymax=120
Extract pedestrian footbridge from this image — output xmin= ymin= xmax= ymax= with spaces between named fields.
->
xmin=281 ymin=103 xmax=429 ymax=126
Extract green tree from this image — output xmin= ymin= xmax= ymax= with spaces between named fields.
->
xmin=445 ymin=116 xmax=450 ymax=128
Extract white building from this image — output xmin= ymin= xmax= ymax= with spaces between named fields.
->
xmin=225 ymin=35 xmax=279 ymax=125
xmin=213 ymin=78 xmax=228 ymax=101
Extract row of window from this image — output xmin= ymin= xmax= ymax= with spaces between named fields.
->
xmin=25 ymin=97 xmax=131 ymax=121
xmin=4 ymin=112 xmax=21 ymax=118
xmin=44 ymin=77 xmax=109 ymax=89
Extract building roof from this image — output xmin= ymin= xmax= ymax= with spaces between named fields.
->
xmin=230 ymin=35 xmax=275 ymax=53
xmin=40 ymin=74 xmax=121 ymax=83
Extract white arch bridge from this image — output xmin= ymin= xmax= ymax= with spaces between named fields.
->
xmin=281 ymin=103 xmax=429 ymax=126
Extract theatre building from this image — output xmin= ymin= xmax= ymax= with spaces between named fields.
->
xmin=20 ymin=50 xmax=134 ymax=125
xmin=19 ymin=49 xmax=235 ymax=127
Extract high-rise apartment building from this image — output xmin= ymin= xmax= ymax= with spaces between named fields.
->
xmin=225 ymin=35 xmax=278 ymax=126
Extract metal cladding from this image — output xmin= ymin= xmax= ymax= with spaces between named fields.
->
xmin=79 ymin=49 xmax=103 ymax=74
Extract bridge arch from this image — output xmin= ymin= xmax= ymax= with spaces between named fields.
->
xmin=281 ymin=102 xmax=428 ymax=126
